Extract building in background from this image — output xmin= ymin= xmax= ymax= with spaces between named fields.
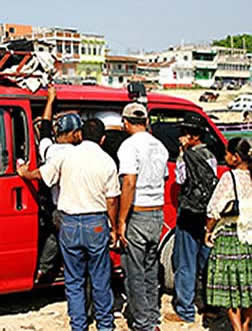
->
xmin=213 ymin=46 xmax=250 ymax=85
xmin=77 ymin=34 xmax=106 ymax=84
xmin=103 ymin=55 xmax=138 ymax=88
xmin=159 ymin=59 xmax=194 ymax=88
xmin=139 ymin=45 xmax=250 ymax=88
xmin=1 ymin=24 xmax=251 ymax=88
xmin=0 ymin=23 xmax=32 ymax=43
xmin=0 ymin=23 xmax=106 ymax=83
xmin=136 ymin=62 xmax=161 ymax=89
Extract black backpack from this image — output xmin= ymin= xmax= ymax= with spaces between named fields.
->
xmin=179 ymin=147 xmax=218 ymax=214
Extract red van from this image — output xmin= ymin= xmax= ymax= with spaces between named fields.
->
xmin=0 ymin=82 xmax=227 ymax=295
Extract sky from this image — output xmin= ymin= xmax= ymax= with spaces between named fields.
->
xmin=1 ymin=0 xmax=252 ymax=54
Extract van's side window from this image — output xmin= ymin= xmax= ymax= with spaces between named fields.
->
xmin=0 ymin=107 xmax=29 ymax=174
xmin=149 ymin=109 xmax=225 ymax=164
xmin=0 ymin=109 xmax=8 ymax=174
xmin=11 ymin=107 xmax=29 ymax=169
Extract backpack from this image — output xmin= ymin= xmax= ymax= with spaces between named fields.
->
xmin=179 ymin=147 xmax=218 ymax=214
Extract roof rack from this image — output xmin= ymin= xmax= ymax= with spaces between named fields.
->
xmin=0 ymin=50 xmax=41 ymax=78
xmin=0 ymin=49 xmax=57 ymax=92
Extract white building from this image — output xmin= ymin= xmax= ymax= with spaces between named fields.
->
xmin=140 ymin=44 xmax=251 ymax=88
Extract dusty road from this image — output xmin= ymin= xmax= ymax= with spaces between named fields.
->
xmin=160 ymin=84 xmax=252 ymax=112
xmin=0 ymin=287 xmax=234 ymax=331
xmin=160 ymin=84 xmax=252 ymax=123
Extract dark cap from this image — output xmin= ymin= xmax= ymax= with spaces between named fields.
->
xmin=181 ymin=112 xmax=206 ymax=130
xmin=56 ymin=113 xmax=82 ymax=135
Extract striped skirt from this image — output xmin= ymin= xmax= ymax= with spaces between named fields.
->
xmin=207 ymin=223 xmax=252 ymax=308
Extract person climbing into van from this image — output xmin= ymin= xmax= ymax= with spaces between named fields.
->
xmin=165 ymin=112 xmax=217 ymax=324
xmin=30 ymin=86 xmax=83 ymax=283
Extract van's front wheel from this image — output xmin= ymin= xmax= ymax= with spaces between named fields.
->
xmin=159 ymin=228 xmax=175 ymax=291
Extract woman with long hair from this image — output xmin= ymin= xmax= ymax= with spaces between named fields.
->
xmin=205 ymin=137 xmax=252 ymax=331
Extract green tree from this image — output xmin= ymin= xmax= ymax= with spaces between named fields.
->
xmin=212 ymin=34 xmax=252 ymax=53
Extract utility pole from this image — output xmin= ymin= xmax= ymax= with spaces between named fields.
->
xmin=230 ymin=35 xmax=234 ymax=55
xmin=243 ymin=36 xmax=246 ymax=53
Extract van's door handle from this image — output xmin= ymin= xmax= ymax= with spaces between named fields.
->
xmin=15 ymin=187 xmax=23 ymax=210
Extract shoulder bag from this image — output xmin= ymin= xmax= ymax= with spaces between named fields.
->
xmin=220 ymin=170 xmax=240 ymax=217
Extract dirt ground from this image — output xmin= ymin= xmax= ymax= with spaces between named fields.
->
xmin=159 ymin=84 xmax=252 ymax=122
xmin=0 ymin=286 xmax=234 ymax=331
xmin=160 ymin=84 xmax=252 ymax=111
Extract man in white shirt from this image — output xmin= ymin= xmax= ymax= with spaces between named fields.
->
xmin=18 ymin=119 xmax=120 ymax=331
xmin=117 ymin=103 xmax=169 ymax=331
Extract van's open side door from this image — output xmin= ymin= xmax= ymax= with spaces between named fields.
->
xmin=0 ymin=99 xmax=38 ymax=294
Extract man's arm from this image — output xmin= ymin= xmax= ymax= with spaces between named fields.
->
xmin=118 ymin=174 xmax=136 ymax=247
xmin=106 ymin=196 xmax=119 ymax=247
xmin=42 ymin=86 xmax=56 ymax=121
xmin=17 ymin=153 xmax=62 ymax=187
xmin=17 ymin=163 xmax=42 ymax=180
xmin=39 ymin=86 xmax=57 ymax=162
xmin=39 ymin=86 xmax=56 ymax=142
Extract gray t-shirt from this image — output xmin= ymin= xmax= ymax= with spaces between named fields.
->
xmin=118 ymin=131 xmax=169 ymax=206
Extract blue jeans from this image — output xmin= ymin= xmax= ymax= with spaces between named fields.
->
xmin=59 ymin=212 xmax=114 ymax=331
xmin=122 ymin=210 xmax=163 ymax=331
xmin=172 ymin=223 xmax=210 ymax=322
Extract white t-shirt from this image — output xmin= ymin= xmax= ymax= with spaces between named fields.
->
xmin=39 ymin=137 xmax=72 ymax=163
xmin=40 ymin=141 xmax=121 ymax=214
xmin=39 ymin=137 xmax=73 ymax=205
xmin=118 ymin=131 xmax=169 ymax=207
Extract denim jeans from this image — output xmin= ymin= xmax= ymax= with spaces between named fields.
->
xmin=172 ymin=222 xmax=210 ymax=322
xmin=59 ymin=212 xmax=114 ymax=331
xmin=122 ymin=210 xmax=163 ymax=331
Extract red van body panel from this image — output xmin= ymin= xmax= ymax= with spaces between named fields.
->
xmin=0 ymin=99 xmax=38 ymax=294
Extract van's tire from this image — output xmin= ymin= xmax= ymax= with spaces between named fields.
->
xmin=159 ymin=228 xmax=175 ymax=291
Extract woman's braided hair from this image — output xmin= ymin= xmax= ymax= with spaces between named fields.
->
xmin=228 ymin=137 xmax=252 ymax=179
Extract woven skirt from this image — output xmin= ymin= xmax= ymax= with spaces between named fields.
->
xmin=207 ymin=223 xmax=252 ymax=308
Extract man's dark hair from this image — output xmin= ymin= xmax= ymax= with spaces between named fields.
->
xmin=123 ymin=116 xmax=147 ymax=126
xmin=180 ymin=127 xmax=205 ymax=140
xmin=82 ymin=118 xmax=105 ymax=143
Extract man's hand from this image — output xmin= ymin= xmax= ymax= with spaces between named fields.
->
xmin=17 ymin=163 xmax=42 ymax=181
xmin=47 ymin=86 xmax=56 ymax=104
xmin=109 ymin=229 xmax=117 ymax=248
xmin=179 ymin=135 xmax=190 ymax=150
xmin=117 ymin=221 xmax=128 ymax=248
xmin=204 ymin=232 xmax=214 ymax=248
xmin=17 ymin=162 xmax=30 ymax=177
